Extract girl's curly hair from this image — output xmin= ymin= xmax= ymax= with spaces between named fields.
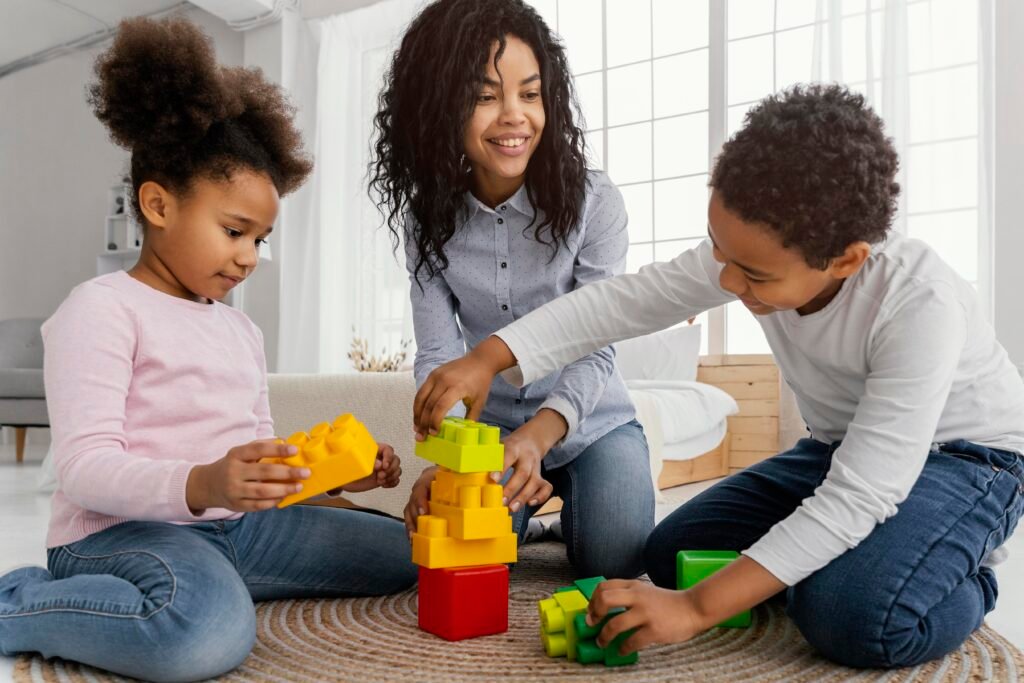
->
xmin=88 ymin=16 xmax=312 ymax=225
xmin=370 ymin=0 xmax=589 ymax=283
xmin=711 ymin=84 xmax=900 ymax=269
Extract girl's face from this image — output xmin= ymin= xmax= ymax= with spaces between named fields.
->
xmin=135 ymin=170 xmax=279 ymax=303
xmin=463 ymin=35 xmax=545 ymax=203
xmin=707 ymin=190 xmax=867 ymax=316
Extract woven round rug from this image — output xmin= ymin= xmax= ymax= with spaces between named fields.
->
xmin=14 ymin=542 xmax=1024 ymax=682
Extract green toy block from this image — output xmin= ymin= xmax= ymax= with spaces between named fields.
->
xmin=415 ymin=417 xmax=504 ymax=473
xmin=573 ymin=575 xmax=606 ymax=601
xmin=571 ymin=609 xmax=637 ymax=667
xmin=676 ymin=550 xmax=751 ymax=628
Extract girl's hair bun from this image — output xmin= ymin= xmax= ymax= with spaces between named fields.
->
xmin=88 ymin=16 xmax=228 ymax=154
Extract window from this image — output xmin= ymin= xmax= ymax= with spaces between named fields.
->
xmin=528 ymin=0 xmax=987 ymax=355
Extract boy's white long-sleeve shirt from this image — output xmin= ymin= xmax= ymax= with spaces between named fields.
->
xmin=496 ymin=235 xmax=1024 ymax=585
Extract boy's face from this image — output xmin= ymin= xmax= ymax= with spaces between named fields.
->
xmin=138 ymin=170 xmax=279 ymax=302
xmin=707 ymin=190 xmax=863 ymax=316
xmin=463 ymin=35 xmax=545 ymax=198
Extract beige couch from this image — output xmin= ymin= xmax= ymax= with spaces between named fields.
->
xmin=267 ymin=371 xmax=426 ymax=519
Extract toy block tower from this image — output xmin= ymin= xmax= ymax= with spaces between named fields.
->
xmin=676 ymin=550 xmax=751 ymax=628
xmin=262 ymin=413 xmax=378 ymax=508
xmin=413 ymin=417 xmax=516 ymax=641
xmin=538 ymin=576 xmax=639 ymax=667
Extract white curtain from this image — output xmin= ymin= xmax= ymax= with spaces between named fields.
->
xmin=278 ymin=0 xmax=421 ymax=373
xmin=808 ymin=0 xmax=992 ymax=312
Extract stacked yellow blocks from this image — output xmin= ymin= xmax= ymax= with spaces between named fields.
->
xmin=412 ymin=417 xmax=517 ymax=569
xmin=263 ymin=413 xmax=378 ymax=508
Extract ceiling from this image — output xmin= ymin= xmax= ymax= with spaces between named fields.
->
xmin=0 ymin=0 xmax=186 ymax=68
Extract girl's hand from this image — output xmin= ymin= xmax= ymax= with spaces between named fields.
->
xmin=498 ymin=426 xmax=555 ymax=513
xmin=186 ymin=439 xmax=309 ymax=514
xmin=413 ymin=336 xmax=516 ymax=438
xmin=403 ymin=465 xmax=439 ymax=535
xmin=343 ymin=443 xmax=403 ymax=493
xmin=586 ymin=580 xmax=708 ymax=655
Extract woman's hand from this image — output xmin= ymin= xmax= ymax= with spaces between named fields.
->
xmin=403 ymin=465 xmax=439 ymax=535
xmin=413 ymin=336 xmax=516 ymax=438
xmin=342 ymin=443 xmax=403 ymax=493
xmin=498 ymin=409 xmax=566 ymax=512
xmin=186 ymin=439 xmax=309 ymax=514
xmin=586 ymin=581 xmax=707 ymax=655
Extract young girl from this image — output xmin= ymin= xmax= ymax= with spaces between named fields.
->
xmin=371 ymin=0 xmax=654 ymax=580
xmin=0 ymin=18 xmax=416 ymax=682
xmin=411 ymin=85 xmax=1024 ymax=668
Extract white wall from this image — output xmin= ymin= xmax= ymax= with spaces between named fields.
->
xmin=0 ymin=8 xmax=243 ymax=324
xmin=994 ymin=0 xmax=1024 ymax=371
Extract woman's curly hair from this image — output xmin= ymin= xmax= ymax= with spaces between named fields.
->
xmin=88 ymin=16 xmax=312 ymax=225
xmin=711 ymin=84 xmax=900 ymax=269
xmin=369 ymin=0 xmax=589 ymax=283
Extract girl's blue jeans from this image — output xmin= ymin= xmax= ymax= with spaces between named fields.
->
xmin=645 ymin=438 xmax=1024 ymax=668
xmin=0 ymin=505 xmax=417 ymax=682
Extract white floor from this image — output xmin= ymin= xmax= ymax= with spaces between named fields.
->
xmin=1 ymin=444 xmax=1022 ymax=682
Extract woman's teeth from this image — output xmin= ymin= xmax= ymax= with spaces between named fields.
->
xmin=491 ymin=137 xmax=526 ymax=147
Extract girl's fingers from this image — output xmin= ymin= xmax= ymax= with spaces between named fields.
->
xmin=412 ymin=376 xmax=437 ymax=427
xmin=528 ymin=480 xmax=554 ymax=507
xmin=249 ymin=463 xmax=309 ymax=482
xmin=510 ymin=476 xmax=545 ymax=513
xmin=243 ymin=482 xmax=300 ymax=501
xmin=235 ymin=440 xmax=299 ymax=462
xmin=427 ymin=387 xmax=465 ymax=434
xmin=501 ymin=466 xmax=532 ymax=507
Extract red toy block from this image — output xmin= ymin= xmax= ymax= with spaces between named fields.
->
xmin=418 ymin=564 xmax=509 ymax=641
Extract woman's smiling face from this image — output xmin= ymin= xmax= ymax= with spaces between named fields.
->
xmin=463 ymin=35 xmax=545 ymax=204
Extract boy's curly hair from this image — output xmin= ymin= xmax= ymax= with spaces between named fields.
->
xmin=369 ymin=0 xmax=589 ymax=283
xmin=88 ymin=16 xmax=312 ymax=224
xmin=711 ymin=84 xmax=900 ymax=269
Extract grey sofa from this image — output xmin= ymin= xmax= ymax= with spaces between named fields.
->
xmin=0 ymin=318 xmax=47 ymax=463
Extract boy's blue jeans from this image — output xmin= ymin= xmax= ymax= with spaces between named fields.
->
xmin=645 ymin=438 xmax=1024 ymax=669
xmin=0 ymin=505 xmax=417 ymax=682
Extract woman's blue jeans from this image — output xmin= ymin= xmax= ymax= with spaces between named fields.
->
xmin=513 ymin=419 xmax=656 ymax=580
xmin=0 ymin=505 xmax=417 ymax=682
xmin=644 ymin=438 xmax=1024 ymax=668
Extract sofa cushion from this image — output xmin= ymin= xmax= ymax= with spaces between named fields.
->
xmin=0 ymin=368 xmax=45 ymax=399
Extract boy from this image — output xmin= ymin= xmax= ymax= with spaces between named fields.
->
xmin=410 ymin=84 xmax=1024 ymax=668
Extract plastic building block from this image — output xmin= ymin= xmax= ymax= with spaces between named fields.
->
xmin=418 ymin=564 xmax=508 ymax=641
xmin=427 ymin=468 xmax=511 ymax=539
xmin=262 ymin=414 xmax=377 ymax=508
xmin=538 ymin=579 xmax=639 ymax=667
xmin=676 ymin=550 xmax=751 ymax=628
xmin=415 ymin=417 xmax=504 ymax=473
xmin=412 ymin=514 xmax=517 ymax=568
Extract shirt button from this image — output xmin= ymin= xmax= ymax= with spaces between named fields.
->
xmin=500 ymin=205 xmax=507 ymax=211
xmin=497 ymin=218 xmax=504 ymax=225
xmin=500 ymin=262 xmax=507 ymax=269
xmin=501 ymin=304 xmax=509 ymax=311
xmin=515 ymin=399 xmax=522 ymax=404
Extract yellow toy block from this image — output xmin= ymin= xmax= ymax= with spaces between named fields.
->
xmin=539 ymin=588 xmax=589 ymax=661
xmin=412 ymin=514 xmax=517 ymax=568
xmin=262 ymin=413 xmax=377 ymax=508
xmin=426 ymin=467 xmax=511 ymax=539
xmin=415 ymin=417 xmax=504 ymax=473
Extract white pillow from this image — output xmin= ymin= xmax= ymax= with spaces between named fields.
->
xmin=614 ymin=324 xmax=701 ymax=382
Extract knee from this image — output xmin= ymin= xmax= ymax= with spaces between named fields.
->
xmin=787 ymin=570 xmax=976 ymax=669
xmin=142 ymin=581 xmax=256 ymax=682
xmin=642 ymin=525 xmax=679 ymax=588
xmin=571 ymin=513 xmax=652 ymax=580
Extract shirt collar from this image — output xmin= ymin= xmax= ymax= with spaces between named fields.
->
xmin=464 ymin=181 xmax=534 ymax=218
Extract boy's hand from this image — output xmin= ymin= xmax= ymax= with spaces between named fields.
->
xmin=413 ymin=336 xmax=516 ymax=438
xmin=186 ymin=439 xmax=309 ymax=514
xmin=586 ymin=580 xmax=707 ymax=655
xmin=403 ymin=465 xmax=439 ymax=535
xmin=343 ymin=443 xmax=402 ymax=493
